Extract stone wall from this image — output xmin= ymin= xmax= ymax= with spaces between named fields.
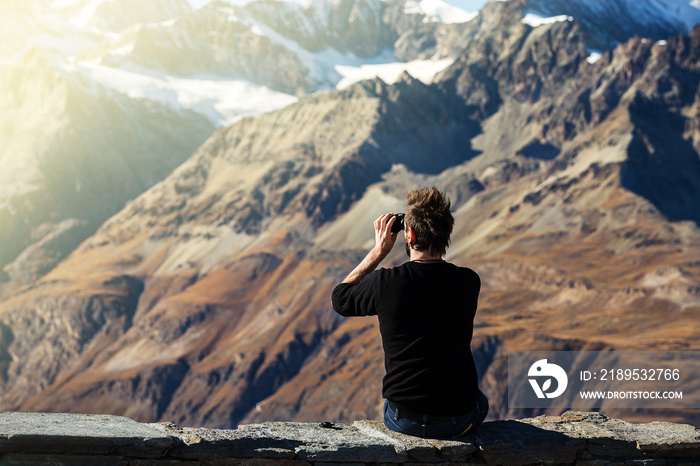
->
xmin=0 ymin=411 xmax=699 ymax=465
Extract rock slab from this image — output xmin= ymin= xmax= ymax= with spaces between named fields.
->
xmin=0 ymin=411 xmax=699 ymax=464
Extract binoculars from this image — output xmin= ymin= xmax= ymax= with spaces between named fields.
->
xmin=391 ymin=213 xmax=405 ymax=234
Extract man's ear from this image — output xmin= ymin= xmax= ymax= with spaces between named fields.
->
xmin=405 ymin=227 xmax=415 ymax=245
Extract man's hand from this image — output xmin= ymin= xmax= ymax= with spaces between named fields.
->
xmin=374 ymin=213 xmax=399 ymax=256
xmin=340 ymin=213 xmax=399 ymax=285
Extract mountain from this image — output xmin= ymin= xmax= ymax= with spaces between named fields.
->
xmin=0 ymin=69 xmax=484 ymax=425
xmin=1 ymin=0 xmax=481 ymax=297
xmin=5 ymin=0 xmax=700 ymax=297
xmin=76 ymin=0 xmax=480 ymax=94
xmin=1 ymin=0 xmax=699 ymax=428
xmin=524 ymin=0 xmax=700 ymax=51
xmin=0 ymin=47 xmax=215 ymax=291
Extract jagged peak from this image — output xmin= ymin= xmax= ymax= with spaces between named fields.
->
xmin=395 ymin=69 xmax=416 ymax=85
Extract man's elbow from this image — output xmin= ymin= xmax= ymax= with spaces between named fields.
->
xmin=330 ymin=295 xmax=346 ymax=317
xmin=330 ymin=297 xmax=342 ymax=315
xmin=332 ymin=281 xmax=371 ymax=317
xmin=331 ymin=288 xmax=352 ymax=317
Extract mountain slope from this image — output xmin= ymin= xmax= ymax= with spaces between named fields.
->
xmin=0 ymin=74 xmax=480 ymax=426
xmin=0 ymin=48 xmax=215 ymax=290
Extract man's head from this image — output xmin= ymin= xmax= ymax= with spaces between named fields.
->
xmin=404 ymin=187 xmax=454 ymax=258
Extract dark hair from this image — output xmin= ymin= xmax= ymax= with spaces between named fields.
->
xmin=404 ymin=187 xmax=454 ymax=257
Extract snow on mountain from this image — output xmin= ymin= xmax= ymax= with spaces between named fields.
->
xmin=521 ymin=12 xmax=572 ymax=28
xmin=335 ymin=57 xmax=454 ymax=89
xmin=405 ymin=0 xmax=478 ymax=24
xmin=71 ymin=62 xmax=298 ymax=126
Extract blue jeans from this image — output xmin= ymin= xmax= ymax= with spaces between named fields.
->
xmin=383 ymin=391 xmax=489 ymax=439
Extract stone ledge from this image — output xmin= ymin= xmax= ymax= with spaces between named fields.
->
xmin=0 ymin=411 xmax=699 ymax=465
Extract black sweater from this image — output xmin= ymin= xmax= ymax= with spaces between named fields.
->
xmin=332 ymin=260 xmax=481 ymax=416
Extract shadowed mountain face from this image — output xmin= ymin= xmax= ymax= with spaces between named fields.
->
xmin=1 ymin=1 xmax=700 ymax=428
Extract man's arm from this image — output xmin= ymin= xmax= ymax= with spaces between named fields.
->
xmin=331 ymin=213 xmax=398 ymax=316
xmin=341 ymin=213 xmax=398 ymax=284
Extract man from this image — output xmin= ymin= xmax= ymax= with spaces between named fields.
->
xmin=331 ymin=187 xmax=488 ymax=439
